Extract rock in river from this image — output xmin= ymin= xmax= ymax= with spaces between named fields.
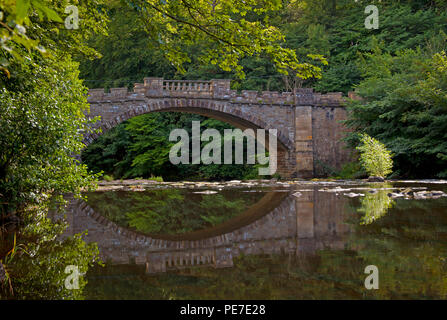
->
xmin=193 ymin=190 xmax=218 ymax=195
xmin=343 ymin=193 xmax=365 ymax=198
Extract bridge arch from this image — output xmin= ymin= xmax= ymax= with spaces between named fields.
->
xmin=83 ymin=98 xmax=296 ymax=177
xmin=83 ymin=98 xmax=293 ymax=151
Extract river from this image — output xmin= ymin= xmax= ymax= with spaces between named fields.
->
xmin=53 ymin=180 xmax=447 ymax=299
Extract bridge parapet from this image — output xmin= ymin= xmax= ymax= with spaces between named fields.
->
xmin=87 ymin=78 xmax=350 ymax=107
xmin=143 ymin=77 xmax=229 ymax=98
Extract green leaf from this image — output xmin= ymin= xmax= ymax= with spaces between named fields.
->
xmin=16 ymin=0 xmax=31 ymax=22
xmin=32 ymin=0 xmax=63 ymax=22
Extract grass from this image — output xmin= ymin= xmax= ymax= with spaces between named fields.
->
xmin=1 ymin=234 xmax=29 ymax=297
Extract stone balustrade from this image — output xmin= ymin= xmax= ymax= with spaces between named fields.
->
xmin=87 ymin=77 xmax=350 ymax=107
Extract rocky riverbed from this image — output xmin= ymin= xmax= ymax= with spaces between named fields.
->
xmin=89 ymin=179 xmax=447 ymax=200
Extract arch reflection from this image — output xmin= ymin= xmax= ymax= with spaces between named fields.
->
xmin=62 ymin=187 xmax=352 ymax=274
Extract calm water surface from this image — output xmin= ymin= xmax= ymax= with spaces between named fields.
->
xmin=65 ymin=181 xmax=447 ymax=299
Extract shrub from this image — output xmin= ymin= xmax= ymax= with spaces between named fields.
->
xmin=103 ymin=175 xmax=114 ymax=182
xmin=148 ymin=175 xmax=164 ymax=182
xmin=356 ymin=134 xmax=393 ymax=178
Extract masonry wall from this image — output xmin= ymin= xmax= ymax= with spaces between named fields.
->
xmin=312 ymin=107 xmax=352 ymax=177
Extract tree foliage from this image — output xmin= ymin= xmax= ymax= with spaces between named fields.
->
xmin=356 ymin=133 xmax=393 ymax=178
xmin=79 ymin=1 xmax=447 ymax=94
xmin=0 ymin=0 xmax=108 ymax=77
xmin=127 ymin=0 xmax=323 ymax=79
xmin=0 ymin=54 xmax=101 ymax=220
xmin=79 ymin=0 xmax=327 ymax=90
xmin=1 ymin=0 xmax=109 ymax=222
xmin=347 ymin=44 xmax=447 ymax=178
xmin=0 ymin=0 xmax=106 ymax=298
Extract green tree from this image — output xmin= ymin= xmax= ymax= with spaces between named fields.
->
xmin=78 ymin=2 xmax=177 ymax=90
xmin=1 ymin=0 xmax=109 ymax=220
xmin=347 ymin=43 xmax=447 ymax=178
xmin=285 ymin=1 xmax=447 ymax=93
xmin=80 ymin=0 xmax=323 ymax=82
xmin=1 ymin=0 xmax=106 ymax=299
xmin=0 ymin=53 xmax=102 ymax=220
xmin=356 ymin=133 xmax=393 ymax=178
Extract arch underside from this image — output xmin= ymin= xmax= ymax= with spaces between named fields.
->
xmin=84 ymin=102 xmax=293 ymax=151
xmin=161 ymin=107 xmax=289 ymax=152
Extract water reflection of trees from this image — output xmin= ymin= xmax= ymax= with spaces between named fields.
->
xmin=357 ymin=184 xmax=395 ymax=225
xmin=85 ymin=189 xmax=264 ymax=235
xmin=351 ymin=196 xmax=447 ymax=299
xmin=85 ymin=193 xmax=447 ymax=299
xmin=1 ymin=207 xmax=101 ymax=300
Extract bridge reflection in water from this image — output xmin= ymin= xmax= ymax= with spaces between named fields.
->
xmin=62 ymin=188 xmax=351 ymax=274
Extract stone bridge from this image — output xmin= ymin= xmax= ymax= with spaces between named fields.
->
xmin=60 ymin=189 xmax=351 ymax=273
xmin=86 ymin=78 xmax=353 ymax=178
